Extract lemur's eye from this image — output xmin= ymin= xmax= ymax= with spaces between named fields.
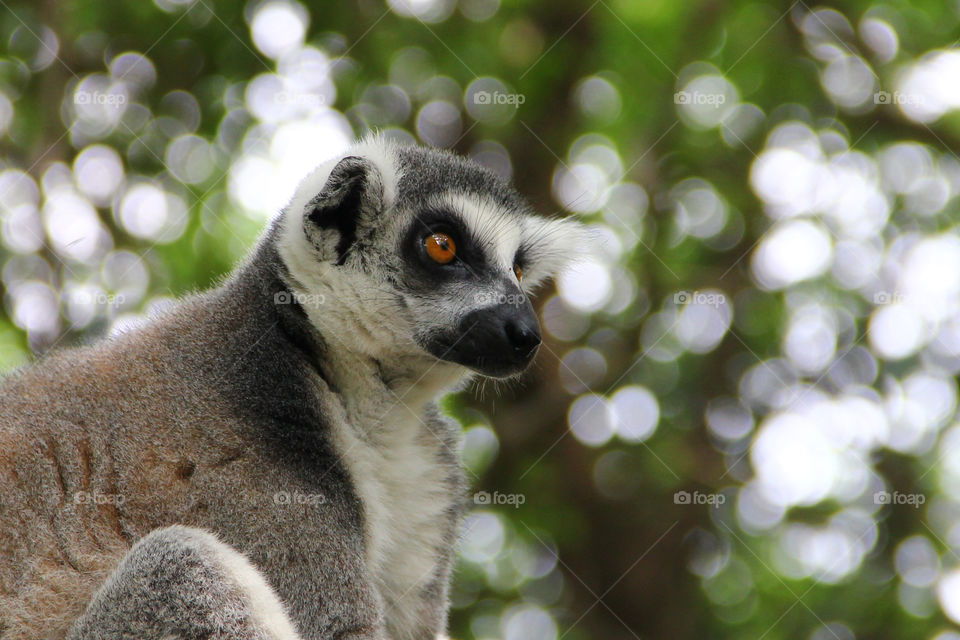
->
xmin=425 ymin=232 xmax=457 ymax=264
xmin=513 ymin=264 xmax=523 ymax=283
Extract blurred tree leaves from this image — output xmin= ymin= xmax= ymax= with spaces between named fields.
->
xmin=4 ymin=1 xmax=960 ymax=639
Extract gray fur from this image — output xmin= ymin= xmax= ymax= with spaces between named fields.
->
xmin=0 ymin=136 xmax=586 ymax=640
xmin=67 ymin=526 xmax=301 ymax=640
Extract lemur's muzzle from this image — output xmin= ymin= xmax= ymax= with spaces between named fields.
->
xmin=442 ymin=297 xmax=542 ymax=378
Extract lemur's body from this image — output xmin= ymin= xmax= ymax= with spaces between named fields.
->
xmin=0 ymin=138 xmax=583 ymax=639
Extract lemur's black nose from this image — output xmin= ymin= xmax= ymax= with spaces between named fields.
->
xmin=505 ymin=317 xmax=541 ymax=357
xmin=440 ymin=296 xmax=544 ymax=377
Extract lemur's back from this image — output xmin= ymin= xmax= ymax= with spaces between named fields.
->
xmin=0 ymin=242 xmax=370 ymax=639
xmin=0 ymin=340 xmax=134 ymax=638
xmin=0 ymin=291 xmax=249 ymax=637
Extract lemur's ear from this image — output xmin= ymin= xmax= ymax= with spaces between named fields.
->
xmin=303 ymin=156 xmax=383 ymax=265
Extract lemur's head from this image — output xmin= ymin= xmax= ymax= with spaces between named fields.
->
xmin=278 ymin=135 xmax=587 ymax=379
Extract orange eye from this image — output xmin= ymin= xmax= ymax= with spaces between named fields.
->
xmin=425 ymin=232 xmax=456 ymax=264
xmin=513 ymin=264 xmax=523 ymax=283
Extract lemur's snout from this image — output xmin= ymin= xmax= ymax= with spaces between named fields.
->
xmin=447 ymin=300 xmax=542 ymax=378
xmin=504 ymin=313 xmax=542 ymax=358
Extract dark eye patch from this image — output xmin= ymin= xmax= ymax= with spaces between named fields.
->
xmin=401 ymin=208 xmax=489 ymax=281
xmin=514 ymin=245 xmax=529 ymax=271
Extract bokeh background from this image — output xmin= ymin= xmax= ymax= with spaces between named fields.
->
xmin=3 ymin=0 xmax=960 ymax=638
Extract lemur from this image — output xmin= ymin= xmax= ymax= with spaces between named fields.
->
xmin=0 ymin=136 xmax=586 ymax=640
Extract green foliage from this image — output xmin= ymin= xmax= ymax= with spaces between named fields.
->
xmin=4 ymin=0 xmax=960 ymax=638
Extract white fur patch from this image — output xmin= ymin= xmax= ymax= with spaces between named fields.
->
xmin=436 ymin=192 xmax=522 ymax=269
xmin=315 ymin=362 xmax=464 ymax=639
xmin=518 ymin=215 xmax=595 ymax=290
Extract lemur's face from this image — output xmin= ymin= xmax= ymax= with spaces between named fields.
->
xmin=279 ymin=137 xmax=586 ymax=379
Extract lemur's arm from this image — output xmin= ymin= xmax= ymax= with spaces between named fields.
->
xmin=66 ymin=526 xmax=305 ymax=640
